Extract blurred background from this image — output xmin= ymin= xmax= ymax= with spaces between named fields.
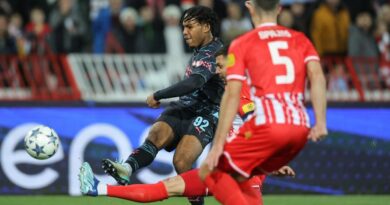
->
xmin=0 ymin=0 xmax=389 ymax=202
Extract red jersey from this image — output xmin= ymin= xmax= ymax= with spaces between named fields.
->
xmin=226 ymin=23 xmax=319 ymax=127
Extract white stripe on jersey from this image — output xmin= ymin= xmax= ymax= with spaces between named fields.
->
xmin=297 ymin=93 xmax=310 ymax=127
xmin=254 ymin=97 xmax=266 ymax=125
xmin=253 ymin=92 xmax=309 ymax=127
xmin=264 ymin=99 xmax=273 ymax=123
xmin=284 ymin=92 xmax=301 ymax=125
xmin=267 ymin=94 xmax=286 ymax=123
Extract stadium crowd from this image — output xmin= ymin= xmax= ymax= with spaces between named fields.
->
xmin=0 ymin=0 xmax=390 ymax=89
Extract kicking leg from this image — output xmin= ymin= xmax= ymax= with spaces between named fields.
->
xmin=102 ymin=121 xmax=174 ymax=184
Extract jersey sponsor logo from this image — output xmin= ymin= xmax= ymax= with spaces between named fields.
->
xmin=242 ymin=102 xmax=255 ymax=114
xmin=192 ymin=60 xmax=212 ymax=70
xmin=226 ymin=53 xmax=235 ymax=68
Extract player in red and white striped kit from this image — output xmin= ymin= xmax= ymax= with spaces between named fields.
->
xmin=200 ymin=1 xmax=328 ymax=205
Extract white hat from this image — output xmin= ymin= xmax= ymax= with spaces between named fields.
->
xmin=162 ymin=5 xmax=182 ymax=20
xmin=120 ymin=7 xmax=138 ymax=23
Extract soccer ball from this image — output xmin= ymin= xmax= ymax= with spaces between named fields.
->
xmin=24 ymin=125 xmax=60 ymax=160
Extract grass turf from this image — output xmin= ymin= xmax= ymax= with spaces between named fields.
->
xmin=1 ymin=195 xmax=389 ymax=205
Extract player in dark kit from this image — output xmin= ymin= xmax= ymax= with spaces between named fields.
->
xmin=101 ymin=5 xmax=223 ymax=205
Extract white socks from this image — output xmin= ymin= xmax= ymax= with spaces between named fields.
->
xmin=97 ymin=183 xmax=107 ymax=195
xmin=124 ymin=163 xmax=133 ymax=176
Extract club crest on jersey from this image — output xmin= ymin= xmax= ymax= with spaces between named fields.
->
xmin=226 ymin=53 xmax=235 ymax=68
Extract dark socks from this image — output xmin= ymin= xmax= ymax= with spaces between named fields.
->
xmin=126 ymin=140 xmax=158 ymax=172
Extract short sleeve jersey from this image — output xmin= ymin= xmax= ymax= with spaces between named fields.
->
xmin=226 ymin=23 xmax=320 ymax=127
xmin=173 ymin=39 xmax=225 ymax=121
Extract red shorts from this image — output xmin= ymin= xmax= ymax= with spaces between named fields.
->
xmin=218 ymin=118 xmax=309 ymax=178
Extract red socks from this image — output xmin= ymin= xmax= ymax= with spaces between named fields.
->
xmin=204 ymin=170 xmax=249 ymax=205
xmin=180 ymin=169 xmax=209 ymax=196
xmin=239 ymin=178 xmax=263 ymax=205
xmin=107 ymin=182 xmax=168 ymax=202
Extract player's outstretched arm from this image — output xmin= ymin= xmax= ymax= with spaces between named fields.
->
xmin=307 ymin=61 xmax=328 ymax=142
xmin=146 ymin=74 xmax=206 ymax=108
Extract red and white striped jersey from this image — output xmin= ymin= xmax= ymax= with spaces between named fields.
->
xmin=226 ymin=23 xmax=320 ymax=127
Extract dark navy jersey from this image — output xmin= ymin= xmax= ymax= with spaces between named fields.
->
xmin=172 ymin=39 xmax=224 ymax=122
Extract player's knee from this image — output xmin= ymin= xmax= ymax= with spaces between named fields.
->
xmin=146 ymin=128 xmax=160 ymax=144
xmin=173 ymin=157 xmax=192 ymax=173
xmin=146 ymin=124 xmax=170 ymax=149
xmin=162 ymin=176 xmax=185 ymax=196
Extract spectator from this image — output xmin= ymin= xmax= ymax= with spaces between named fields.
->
xmin=198 ymin=0 xmax=227 ymax=26
xmin=0 ymin=0 xmax=12 ymax=15
xmin=310 ymin=0 xmax=350 ymax=57
xmin=221 ymin=1 xmax=252 ymax=44
xmin=349 ymin=11 xmax=380 ymax=90
xmin=49 ymin=0 xmax=87 ymax=53
xmin=8 ymin=13 xmax=23 ymax=38
xmin=8 ymin=12 xmax=26 ymax=55
xmin=290 ymin=1 xmax=309 ymax=35
xmin=162 ymin=4 xmax=184 ymax=56
xmin=278 ymin=8 xmax=294 ymax=28
xmin=106 ymin=7 xmax=140 ymax=53
xmin=344 ymin=0 xmax=375 ymax=21
xmin=161 ymin=4 xmax=184 ymax=83
xmin=376 ymin=4 xmax=390 ymax=87
xmin=0 ymin=14 xmax=16 ymax=54
xmin=137 ymin=5 xmax=166 ymax=53
xmin=328 ymin=63 xmax=349 ymax=92
xmin=25 ymin=8 xmax=52 ymax=55
xmin=348 ymin=11 xmax=379 ymax=58
xmin=93 ymin=0 xmax=124 ymax=53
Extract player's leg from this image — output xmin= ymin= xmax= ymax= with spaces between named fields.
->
xmin=173 ymin=134 xmax=205 ymax=205
xmin=173 ymin=135 xmax=203 ymax=173
xmin=176 ymin=114 xmax=216 ymax=205
xmin=80 ymin=163 xmax=209 ymax=201
xmin=199 ymin=118 xmax=266 ymax=205
xmin=80 ymin=161 xmax=169 ymax=202
xmin=102 ymin=120 xmax=175 ymax=184
xmin=199 ymin=165 xmax=250 ymax=205
xmin=232 ymin=173 xmax=263 ymax=205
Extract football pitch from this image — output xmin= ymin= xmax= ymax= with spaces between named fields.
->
xmin=1 ymin=195 xmax=389 ymax=205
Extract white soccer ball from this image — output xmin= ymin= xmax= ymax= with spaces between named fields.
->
xmin=24 ymin=125 xmax=60 ymax=160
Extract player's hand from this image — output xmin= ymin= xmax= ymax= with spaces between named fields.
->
xmin=308 ymin=123 xmax=328 ymax=142
xmin=204 ymin=145 xmax=223 ymax=171
xmin=146 ymin=95 xmax=160 ymax=108
xmin=271 ymin=166 xmax=295 ymax=177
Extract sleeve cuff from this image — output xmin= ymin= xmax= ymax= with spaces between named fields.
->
xmin=226 ymin=74 xmax=246 ymax=81
xmin=304 ymin=56 xmax=320 ymax=64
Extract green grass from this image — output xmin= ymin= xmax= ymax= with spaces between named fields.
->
xmin=0 ymin=195 xmax=389 ymax=205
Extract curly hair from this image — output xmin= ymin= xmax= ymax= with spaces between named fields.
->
xmin=180 ymin=6 xmax=219 ymax=37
